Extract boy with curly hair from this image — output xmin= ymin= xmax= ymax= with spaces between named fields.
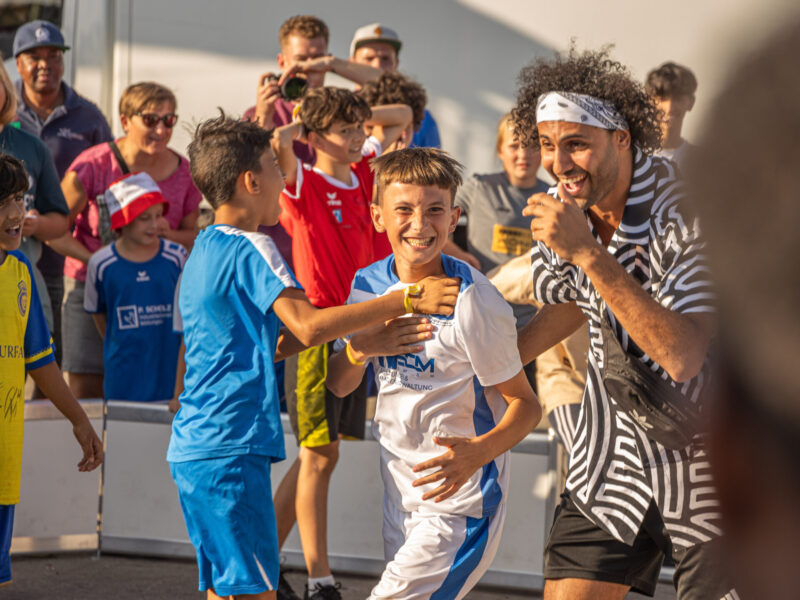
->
xmin=271 ymin=88 xmax=411 ymax=599
xmin=512 ymin=47 xmax=735 ymax=599
xmin=645 ymin=62 xmax=698 ymax=169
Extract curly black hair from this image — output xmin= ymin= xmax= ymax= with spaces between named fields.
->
xmin=512 ymin=46 xmax=661 ymax=154
xmin=359 ymin=72 xmax=427 ymax=132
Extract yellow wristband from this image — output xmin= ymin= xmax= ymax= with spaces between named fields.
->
xmin=404 ymin=284 xmax=421 ymax=314
xmin=345 ymin=341 xmax=365 ymax=366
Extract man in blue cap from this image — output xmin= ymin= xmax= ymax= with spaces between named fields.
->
xmin=13 ymin=19 xmax=112 ymax=365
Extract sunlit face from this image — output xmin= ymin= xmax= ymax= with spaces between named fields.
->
xmin=0 ymin=190 xmax=25 ymax=252
xmin=653 ymin=94 xmax=694 ymax=143
xmin=16 ymin=46 xmax=64 ymax=95
xmin=120 ymin=101 xmax=176 ymax=156
xmin=537 ymin=121 xmax=629 ymax=211
xmin=352 ymin=42 xmax=399 ymax=71
xmin=311 ymin=119 xmax=366 ymax=165
xmin=121 ymin=203 xmax=164 ymax=247
xmin=277 ymin=34 xmax=328 ymax=89
xmin=254 ymin=148 xmax=286 ymax=226
xmin=498 ymin=125 xmax=541 ymax=187
xmin=371 ymin=183 xmax=458 ymax=275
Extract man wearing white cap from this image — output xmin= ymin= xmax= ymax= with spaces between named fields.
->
xmin=350 ymin=23 xmax=441 ymax=149
xmin=513 ymin=48 xmax=735 ymax=599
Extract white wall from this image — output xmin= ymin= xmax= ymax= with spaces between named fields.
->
xmin=65 ymin=0 xmax=800 ymax=176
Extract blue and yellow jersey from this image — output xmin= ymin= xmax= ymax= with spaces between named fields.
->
xmin=0 ymin=250 xmax=55 ymax=505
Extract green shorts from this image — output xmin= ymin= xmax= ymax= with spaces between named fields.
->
xmin=284 ymin=342 xmax=367 ymax=447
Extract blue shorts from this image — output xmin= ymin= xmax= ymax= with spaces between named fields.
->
xmin=0 ymin=505 xmax=15 ymax=585
xmin=169 ymin=455 xmax=279 ymax=596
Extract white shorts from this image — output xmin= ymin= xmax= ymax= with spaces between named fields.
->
xmin=369 ymin=501 xmax=506 ymax=600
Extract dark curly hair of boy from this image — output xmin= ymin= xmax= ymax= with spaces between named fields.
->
xmin=359 ymin=72 xmax=427 ymax=132
xmin=512 ymin=46 xmax=662 ymax=154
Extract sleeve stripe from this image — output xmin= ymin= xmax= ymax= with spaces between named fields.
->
xmin=25 ymin=340 xmax=55 ymax=365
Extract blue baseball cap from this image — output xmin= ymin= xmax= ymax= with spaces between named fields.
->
xmin=13 ymin=20 xmax=70 ymax=57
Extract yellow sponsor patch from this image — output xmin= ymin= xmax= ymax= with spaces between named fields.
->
xmin=490 ymin=224 xmax=532 ymax=256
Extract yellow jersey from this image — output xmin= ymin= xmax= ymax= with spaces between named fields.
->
xmin=0 ymin=250 xmax=54 ymax=505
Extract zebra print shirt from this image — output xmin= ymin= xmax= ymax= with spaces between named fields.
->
xmin=530 ymin=148 xmax=722 ymax=548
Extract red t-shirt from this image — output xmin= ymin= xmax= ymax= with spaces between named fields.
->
xmin=279 ymin=141 xmax=381 ymax=308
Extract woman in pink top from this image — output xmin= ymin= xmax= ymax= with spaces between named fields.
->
xmin=50 ymin=82 xmax=201 ymax=400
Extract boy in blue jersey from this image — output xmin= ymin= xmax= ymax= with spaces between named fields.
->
xmin=84 ymin=172 xmax=187 ymax=402
xmin=168 ymin=115 xmax=459 ymax=600
xmin=326 ymin=148 xmax=541 ymax=600
xmin=0 ymin=154 xmax=102 ymax=588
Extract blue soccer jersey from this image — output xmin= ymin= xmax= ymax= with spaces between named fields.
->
xmin=84 ymin=239 xmax=187 ymax=401
xmin=167 ymin=225 xmax=299 ymax=463
xmin=340 ymin=254 xmax=522 ymax=518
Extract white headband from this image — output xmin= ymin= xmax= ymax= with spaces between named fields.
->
xmin=536 ymin=91 xmax=629 ymax=131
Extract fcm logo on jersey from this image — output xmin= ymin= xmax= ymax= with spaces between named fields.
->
xmin=378 ymin=354 xmax=435 ymax=374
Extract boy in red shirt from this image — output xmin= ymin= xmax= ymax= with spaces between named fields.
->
xmin=271 ymin=87 xmax=411 ymax=599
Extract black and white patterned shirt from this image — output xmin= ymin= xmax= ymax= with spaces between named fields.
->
xmin=531 ymin=148 xmax=721 ymax=548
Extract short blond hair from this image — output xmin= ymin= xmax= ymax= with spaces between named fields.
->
xmin=279 ymin=15 xmax=329 ymax=47
xmin=371 ymin=147 xmax=463 ymax=206
xmin=118 ymin=81 xmax=176 ymax=117
xmin=0 ymin=59 xmax=18 ymax=126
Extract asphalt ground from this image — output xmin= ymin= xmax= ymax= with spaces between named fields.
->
xmin=2 ymin=553 xmax=678 ymax=599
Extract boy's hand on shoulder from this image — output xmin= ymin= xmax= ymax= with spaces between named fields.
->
xmin=73 ymin=420 xmax=103 ymax=472
xmin=411 ymin=436 xmax=486 ymax=503
xmin=411 ymin=276 xmax=460 ymax=316
xmin=349 ymin=317 xmax=432 ymax=361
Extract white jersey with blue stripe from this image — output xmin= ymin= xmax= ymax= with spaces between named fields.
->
xmin=343 ymin=253 xmax=522 ymax=518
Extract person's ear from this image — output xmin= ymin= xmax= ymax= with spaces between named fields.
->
xmin=243 ymin=169 xmax=260 ymax=194
xmin=120 ymin=113 xmax=130 ymax=133
xmin=687 ymin=94 xmax=696 ymax=112
xmin=277 ymin=53 xmax=286 ymax=71
xmin=615 ymin=129 xmax=631 ymax=150
xmin=370 ymin=202 xmax=385 ymax=232
xmin=307 ymin=130 xmax=324 ymax=152
xmin=449 ymin=205 xmax=460 ymax=234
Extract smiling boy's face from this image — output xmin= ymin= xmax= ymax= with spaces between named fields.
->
xmin=370 ymin=183 xmax=458 ymax=279
xmin=0 ymin=190 xmax=25 ymax=254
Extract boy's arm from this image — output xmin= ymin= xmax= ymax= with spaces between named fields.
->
xmin=442 ymin=238 xmax=481 ymax=270
xmin=169 ymin=339 xmax=185 ymax=413
xmin=91 ymin=314 xmax=106 ymax=339
xmin=274 ymin=328 xmax=306 ymax=362
xmin=326 ymin=317 xmax=433 ymax=397
xmin=412 ymin=369 xmax=541 ymax=502
xmin=367 ymin=104 xmax=413 ymax=151
xmin=272 ymin=277 xmax=457 ymax=350
xmin=21 ymin=210 xmax=69 ymax=241
xmin=281 ymin=56 xmax=382 ymax=87
xmin=271 ymin=122 xmax=302 ymax=186
xmin=28 ymin=361 xmax=104 ymax=471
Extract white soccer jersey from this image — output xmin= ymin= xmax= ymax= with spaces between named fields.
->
xmin=340 ymin=253 xmax=522 ymax=518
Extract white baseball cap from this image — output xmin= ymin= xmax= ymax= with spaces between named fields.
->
xmin=349 ymin=23 xmax=402 ymax=58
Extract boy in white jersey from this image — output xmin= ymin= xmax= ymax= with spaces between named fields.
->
xmin=327 ymin=148 xmax=541 ymax=600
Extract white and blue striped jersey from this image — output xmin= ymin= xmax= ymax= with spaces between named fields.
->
xmin=341 ymin=253 xmax=522 ymax=518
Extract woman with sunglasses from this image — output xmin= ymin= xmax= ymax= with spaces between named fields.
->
xmin=50 ymin=81 xmax=201 ymax=401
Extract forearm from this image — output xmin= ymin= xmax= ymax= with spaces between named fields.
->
xmin=32 ymin=212 xmax=69 ymax=241
xmin=518 ymin=302 xmax=586 ymax=366
xmin=30 ymin=361 xmax=94 ymax=422
xmin=328 ymin=57 xmax=382 ymax=85
xmin=578 ymin=245 xmax=712 ymax=381
xmin=47 ymin=232 xmax=93 ymax=263
xmin=272 ymin=123 xmax=300 ymax=184
xmin=326 ymin=349 xmax=367 ymax=397
xmin=174 ymin=340 xmax=186 ymax=398
xmin=91 ymin=314 xmax=106 ymax=339
xmin=443 ymin=239 xmax=470 ymax=261
xmin=367 ymin=104 xmax=413 ymax=128
xmin=475 ymin=394 xmax=541 ymax=460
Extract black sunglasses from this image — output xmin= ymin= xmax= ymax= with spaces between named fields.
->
xmin=135 ymin=112 xmax=179 ymax=128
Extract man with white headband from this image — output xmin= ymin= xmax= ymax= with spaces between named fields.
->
xmin=512 ymin=48 xmax=735 ymax=599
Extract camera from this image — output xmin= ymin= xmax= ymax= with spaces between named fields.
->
xmin=270 ymin=74 xmax=308 ymax=101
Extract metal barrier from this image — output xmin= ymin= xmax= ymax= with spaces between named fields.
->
xmin=14 ymin=399 xmax=560 ymax=592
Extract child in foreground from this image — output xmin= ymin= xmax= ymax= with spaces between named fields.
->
xmin=326 ymin=148 xmax=542 ymax=600
xmin=0 ymin=153 xmax=102 ymax=588
xmin=84 ymin=172 xmax=187 ymax=402
xmin=167 ymin=115 xmax=458 ymax=600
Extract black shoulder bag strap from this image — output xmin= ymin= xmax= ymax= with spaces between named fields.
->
xmin=108 ymin=140 xmax=131 ymax=175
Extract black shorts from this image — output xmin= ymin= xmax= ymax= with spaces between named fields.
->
xmin=283 ymin=342 xmax=367 ymax=447
xmin=544 ymin=493 xmax=735 ymax=599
